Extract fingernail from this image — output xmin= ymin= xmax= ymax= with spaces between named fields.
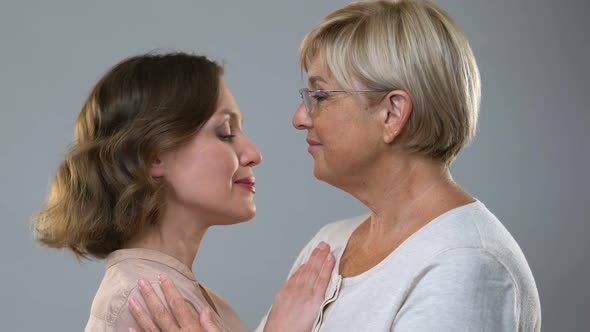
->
xmin=318 ymin=241 xmax=328 ymax=250
xmin=158 ymin=273 xmax=169 ymax=283
xmin=138 ymin=279 xmax=148 ymax=289
xmin=327 ymin=253 xmax=335 ymax=261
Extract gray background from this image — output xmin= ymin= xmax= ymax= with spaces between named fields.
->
xmin=1 ymin=0 xmax=588 ymax=331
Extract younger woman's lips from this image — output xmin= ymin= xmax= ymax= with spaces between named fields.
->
xmin=234 ymin=178 xmax=256 ymax=193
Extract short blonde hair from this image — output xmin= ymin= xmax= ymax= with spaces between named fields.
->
xmin=300 ymin=0 xmax=481 ymax=164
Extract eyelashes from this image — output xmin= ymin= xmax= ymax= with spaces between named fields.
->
xmin=311 ymin=95 xmax=328 ymax=103
xmin=311 ymin=93 xmax=328 ymax=103
xmin=216 ymin=119 xmax=241 ymax=142
xmin=217 ymin=134 xmax=236 ymax=142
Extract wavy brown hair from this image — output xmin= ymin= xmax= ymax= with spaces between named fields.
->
xmin=34 ymin=52 xmax=223 ymax=259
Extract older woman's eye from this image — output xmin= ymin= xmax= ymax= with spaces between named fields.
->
xmin=311 ymin=92 xmax=329 ymax=102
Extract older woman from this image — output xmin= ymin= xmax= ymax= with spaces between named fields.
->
xmin=132 ymin=1 xmax=541 ymax=331
xmin=264 ymin=0 xmax=541 ymax=330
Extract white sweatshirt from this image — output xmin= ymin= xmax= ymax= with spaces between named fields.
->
xmin=257 ymin=201 xmax=541 ymax=332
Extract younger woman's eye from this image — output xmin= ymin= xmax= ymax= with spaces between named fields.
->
xmin=218 ymin=134 xmax=236 ymax=142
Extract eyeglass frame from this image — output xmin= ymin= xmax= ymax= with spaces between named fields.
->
xmin=298 ymin=88 xmax=391 ymax=113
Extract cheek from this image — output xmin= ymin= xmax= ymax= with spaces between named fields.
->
xmin=193 ymin=147 xmax=238 ymax=189
xmin=169 ymin=144 xmax=239 ymax=201
xmin=317 ymin=115 xmax=361 ymax=154
xmin=318 ymin=119 xmax=377 ymax=168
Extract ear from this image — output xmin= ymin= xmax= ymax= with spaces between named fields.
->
xmin=149 ymin=157 xmax=165 ymax=177
xmin=380 ymin=90 xmax=413 ymax=144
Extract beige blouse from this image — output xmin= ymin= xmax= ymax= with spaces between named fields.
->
xmin=85 ymin=248 xmax=248 ymax=332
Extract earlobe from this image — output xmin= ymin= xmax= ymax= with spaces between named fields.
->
xmin=149 ymin=158 xmax=165 ymax=177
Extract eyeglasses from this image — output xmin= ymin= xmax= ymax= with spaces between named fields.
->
xmin=298 ymin=88 xmax=390 ymax=113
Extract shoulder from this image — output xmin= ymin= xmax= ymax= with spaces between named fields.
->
xmin=433 ymin=202 xmax=538 ymax=295
xmin=419 ymin=247 xmax=516 ymax=284
xmin=88 ymin=263 xmax=159 ymax=328
xmin=410 ymin=201 xmax=526 ymax=259
xmin=388 ymin=202 xmax=526 ymax=294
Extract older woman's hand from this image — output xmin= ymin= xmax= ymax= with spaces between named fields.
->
xmin=128 ymin=275 xmax=221 ymax=332
xmin=263 ymin=241 xmax=335 ymax=332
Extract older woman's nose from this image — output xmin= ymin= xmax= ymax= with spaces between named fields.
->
xmin=292 ymin=103 xmax=313 ymax=130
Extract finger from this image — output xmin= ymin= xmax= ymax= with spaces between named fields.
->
xmin=128 ymin=297 xmax=160 ymax=332
xmin=303 ymin=242 xmax=330 ymax=287
xmin=296 ymin=244 xmax=323 ymax=287
xmin=286 ymin=256 xmax=307 ymax=287
xmin=158 ymin=274 xmax=195 ymax=328
xmin=137 ymin=278 xmax=178 ymax=331
xmin=199 ymin=308 xmax=222 ymax=332
xmin=297 ymin=246 xmax=320 ymax=286
xmin=313 ymin=252 xmax=336 ymax=296
xmin=284 ymin=262 xmax=306 ymax=292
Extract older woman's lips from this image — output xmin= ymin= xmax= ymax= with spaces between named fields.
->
xmin=307 ymin=138 xmax=322 ymax=154
xmin=234 ymin=177 xmax=256 ymax=193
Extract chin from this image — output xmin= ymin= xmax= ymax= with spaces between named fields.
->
xmin=240 ymin=206 xmax=257 ymax=222
xmin=314 ymin=164 xmax=348 ymax=191
xmin=313 ymin=162 xmax=324 ymax=179
xmin=222 ymin=206 xmax=256 ymax=225
xmin=313 ymin=162 xmax=333 ymax=183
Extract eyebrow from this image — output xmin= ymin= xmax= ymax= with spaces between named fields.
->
xmin=308 ymin=75 xmax=327 ymax=88
xmin=219 ymin=108 xmax=244 ymax=125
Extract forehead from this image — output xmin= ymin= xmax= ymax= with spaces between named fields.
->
xmin=214 ymin=81 xmax=243 ymax=122
xmin=306 ymin=58 xmax=332 ymax=88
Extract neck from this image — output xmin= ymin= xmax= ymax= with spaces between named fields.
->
xmin=347 ymin=154 xmax=473 ymax=246
xmin=124 ymin=199 xmax=209 ymax=270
